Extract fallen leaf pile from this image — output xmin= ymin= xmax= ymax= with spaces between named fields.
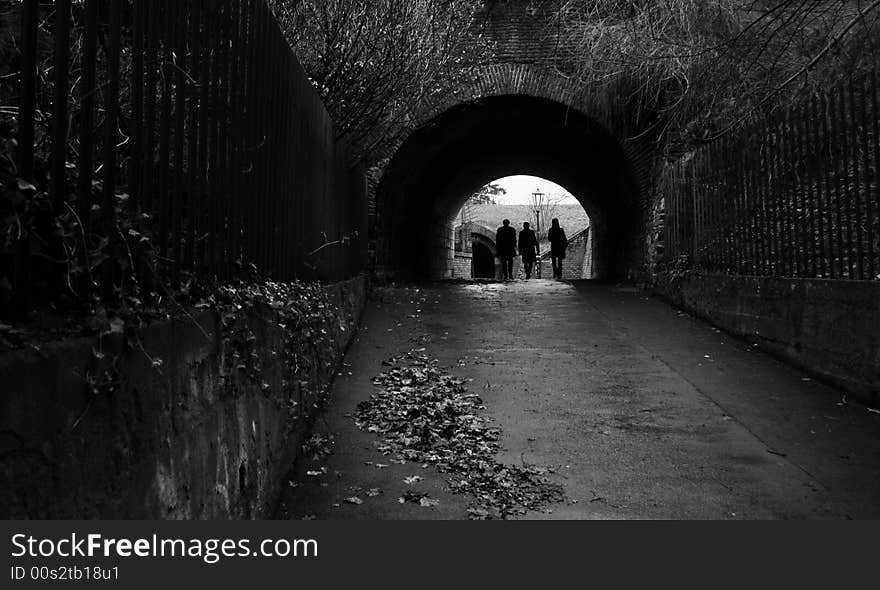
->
xmin=302 ymin=433 xmax=336 ymax=461
xmin=356 ymin=349 xmax=564 ymax=519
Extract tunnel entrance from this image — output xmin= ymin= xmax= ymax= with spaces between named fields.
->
xmin=472 ymin=242 xmax=495 ymax=278
xmin=375 ymin=95 xmax=642 ymax=281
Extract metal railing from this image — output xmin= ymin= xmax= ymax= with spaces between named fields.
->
xmin=5 ymin=0 xmax=364 ymax=316
xmin=662 ymin=71 xmax=880 ymax=281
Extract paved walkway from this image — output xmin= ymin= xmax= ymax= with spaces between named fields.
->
xmin=278 ymin=280 xmax=880 ymax=519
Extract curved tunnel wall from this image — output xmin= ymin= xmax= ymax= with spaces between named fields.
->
xmin=375 ymin=95 xmax=643 ymax=280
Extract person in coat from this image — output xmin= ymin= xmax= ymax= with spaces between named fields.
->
xmin=495 ymin=219 xmax=517 ymax=280
xmin=518 ymin=221 xmax=539 ymax=279
xmin=547 ymin=218 xmax=567 ymax=279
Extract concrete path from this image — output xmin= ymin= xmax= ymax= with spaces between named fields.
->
xmin=278 ymin=280 xmax=880 ymax=520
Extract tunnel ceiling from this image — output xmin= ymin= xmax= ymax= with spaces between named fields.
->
xmin=376 ymin=95 xmax=642 ymax=279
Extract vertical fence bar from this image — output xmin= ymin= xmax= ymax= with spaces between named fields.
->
xmin=807 ymin=95 xmax=823 ymax=277
xmin=732 ymin=135 xmax=744 ymax=274
xmin=158 ymin=0 xmax=173 ymax=271
xmin=762 ymin=119 xmax=773 ymax=275
xmin=764 ymin=118 xmax=774 ymax=275
xmin=744 ymin=122 xmax=755 ymax=274
xmin=692 ymin=154 xmax=701 ymax=270
xmin=670 ymin=172 xmax=678 ymax=266
xmin=780 ymin=113 xmax=791 ymax=276
xmin=143 ymin=1 xmax=158 ymax=218
xmin=266 ymin=35 xmax=278 ymax=275
xmin=801 ymin=96 xmax=818 ymax=278
xmin=217 ymin=0 xmax=231 ymax=279
xmin=14 ymin=0 xmax=39 ymax=314
xmin=757 ymin=121 xmax=769 ymax=275
xmin=197 ymin=0 xmax=211 ymax=270
xmin=838 ymin=82 xmax=853 ymax=278
xmin=869 ymin=71 xmax=880 ymax=279
xmin=752 ymin=123 xmax=763 ymax=275
xmin=767 ymin=114 xmax=783 ymax=277
xmin=846 ymin=80 xmax=864 ymax=279
xmin=77 ymin=0 xmax=98 ymax=292
xmin=242 ymin=0 xmax=258 ymax=269
xmin=787 ymin=107 xmax=800 ymax=277
xmin=715 ymin=142 xmax=725 ymax=272
xmin=50 ymin=0 xmax=71 ymax=295
xmin=207 ymin=0 xmax=220 ymax=275
xmin=673 ymin=168 xmax=681 ymax=264
xmin=702 ymin=148 xmax=710 ymax=270
xmin=671 ymin=168 xmax=677 ymax=264
xmin=726 ymin=137 xmax=737 ymax=273
xmin=131 ymin=0 xmax=145 ymax=211
xmin=172 ymin=0 xmax=187 ymax=285
xmin=858 ymin=75 xmax=875 ymax=280
xmin=780 ymin=113 xmax=790 ymax=276
xmin=228 ymin=0 xmax=244 ymax=275
xmin=676 ymin=167 xmax=683 ymax=265
xmin=263 ymin=28 xmax=274 ymax=275
xmin=817 ymin=94 xmax=832 ymax=278
xmin=256 ymin=4 xmax=271 ymax=272
xmin=757 ymin=118 xmax=767 ymax=275
xmin=707 ymin=142 xmax=717 ymax=272
xmin=725 ymin=136 xmax=736 ymax=273
xmin=52 ymin=0 xmax=70 ymax=209
xmin=848 ymin=78 xmax=866 ymax=280
xmin=186 ymin=0 xmax=202 ymax=272
xmin=826 ymin=89 xmax=844 ymax=278
xmin=281 ymin=53 xmax=294 ymax=280
xmin=789 ymin=108 xmax=802 ymax=277
xmin=17 ymin=0 xmax=38 ymax=182
xmin=794 ymin=103 xmax=804 ymax=276
xmin=102 ymin=0 xmax=122 ymax=295
xmin=717 ymin=138 xmax=727 ymax=272
xmin=269 ymin=34 xmax=283 ymax=275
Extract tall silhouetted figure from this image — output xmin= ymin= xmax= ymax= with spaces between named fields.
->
xmin=518 ymin=222 xmax=539 ymax=279
xmin=496 ymin=219 xmax=517 ymax=280
xmin=548 ymin=218 xmax=568 ymax=279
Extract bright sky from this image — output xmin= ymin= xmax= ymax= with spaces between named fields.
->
xmin=490 ymin=175 xmax=578 ymax=205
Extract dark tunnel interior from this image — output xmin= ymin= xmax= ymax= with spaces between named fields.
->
xmin=375 ymin=95 xmax=642 ymax=280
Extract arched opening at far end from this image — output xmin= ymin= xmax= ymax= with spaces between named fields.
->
xmin=472 ymin=242 xmax=496 ymax=278
xmin=453 ymin=175 xmax=594 ymax=280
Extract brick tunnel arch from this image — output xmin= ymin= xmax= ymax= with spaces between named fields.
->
xmin=375 ymin=91 xmax=644 ymax=280
xmin=472 ymin=240 xmax=496 ymax=278
xmin=469 ymin=225 xmax=501 ymax=279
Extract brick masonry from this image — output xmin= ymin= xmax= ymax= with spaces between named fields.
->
xmin=371 ymin=0 xmax=663 ymax=280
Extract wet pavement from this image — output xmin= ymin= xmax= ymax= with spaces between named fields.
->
xmin=278 ymin=280 xmax=880 ymax=519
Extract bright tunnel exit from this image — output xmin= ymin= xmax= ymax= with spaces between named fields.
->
xmin=451 ymin=176 xmax=594 ymax=281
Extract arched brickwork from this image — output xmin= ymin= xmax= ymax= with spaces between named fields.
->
xmin=369 ymin=3 xmax=665 ymax=281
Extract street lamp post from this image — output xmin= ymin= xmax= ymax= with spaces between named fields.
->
xmin=532 ymin=188 xmax=543 ymax=235
xmin=532 ymin=188 xmax=544 ymax=279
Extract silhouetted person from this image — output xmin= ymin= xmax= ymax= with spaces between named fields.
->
xmin=518 ymin=222 xmax=539 ymax=279
xmin=548 ymin=218 xmax=568 ymax=279
xmin=496 ymin=219 xmax=517 ymax=280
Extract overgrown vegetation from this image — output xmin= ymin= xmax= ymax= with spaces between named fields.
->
xmin=211 ymin=279 xmax=348 ymax=417
xmin=551 ymin=0 xmax=880 ymax=147
xmin=268 ymin=0 xmax=494 ymax=163
xmin=270 ymin=0 xmax=879 ymax=159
